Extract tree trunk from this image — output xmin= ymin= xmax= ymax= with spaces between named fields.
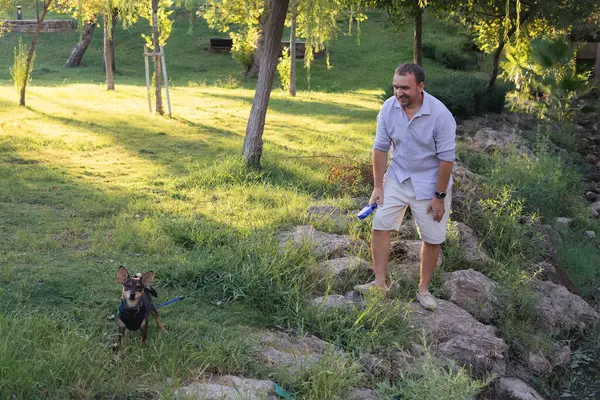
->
xmin=247 ymin=0 xmax=272 ymax=77
xmin=65 ymin=21 xmax=96 ymax=67
xmin=104 ymin=15 xmax=115 ymax=90
xmin=413 ymin=1 xmax=422 ymax=66
xmin=485 ymin=12 xmax=530 ymax=90
xmin=152 ymin=0 xmax=164 ymax=115
xmin=242 ymin=0 xmax=290 ymax=167
xmin=19 ymin=1 xmax=50 ymax=106
xmin=289 ymin=8 xmax=297 ymax=96
xmin=102 ymin=11 xmax=117 ymax=73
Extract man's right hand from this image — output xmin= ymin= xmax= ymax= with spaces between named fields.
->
xmin=370 ymin=186 xmax=384 ymax=207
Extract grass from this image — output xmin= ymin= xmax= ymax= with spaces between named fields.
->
xmin=1 ymin=3 xmax=598 ymax=399
xmin=0 ymin=5 xmax=507 ymax=398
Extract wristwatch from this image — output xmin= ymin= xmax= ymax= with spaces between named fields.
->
xmin=434 ymin=191 xmax=446 ymax=199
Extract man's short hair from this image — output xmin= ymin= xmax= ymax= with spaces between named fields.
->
xmin=395 ymin=63 xmax=425 ymax=84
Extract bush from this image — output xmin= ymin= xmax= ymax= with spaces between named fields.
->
xmin=422 ymin=40 xmax=479 ymax=71
xmin=10 ymin=37 xmax=32 ymax=97
xmin=380 ymin=74 xmax=508 ymax=118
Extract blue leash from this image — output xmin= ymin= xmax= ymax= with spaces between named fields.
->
xmin=155 ymin=295 xmax=185 ymax=309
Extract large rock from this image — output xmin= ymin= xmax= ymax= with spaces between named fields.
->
xmin=311 ymin=256 xmax=371 ymax=292
xmin=484 ymin=377 xmax=546 ymax=400
xmin=533 ymin=280 xmax=599 ymax=335
xmin=527 ymin=349 xmax=552 ymax=375
xmin=176 ymin=375 xmax=277 ymax=400
xmin=359 ymin=348 xmax=421 ymax=381
xmin=307 ymin=204 xmax=350 ymax=230
xmin=255 ymin=331 xmax=335 ymax=375
xmin=408 ymin=300 xmax=508 ymax=377
xmin=278 ymin=225 xmax=365 ymax=259
xmin=443 ymin=269 xmax=498 ymax=324
xmin=453 ymin=223 xmax=493 ymax=265
xmin=311 ymin=293 xmax=365 ymax=309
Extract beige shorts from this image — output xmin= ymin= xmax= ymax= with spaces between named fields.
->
xmin=372 ymin=177 xmax=451 ymax=244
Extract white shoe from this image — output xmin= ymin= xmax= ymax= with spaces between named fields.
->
xmin=416 ymin=291 xmax=437 ymax=310
xmin=354 ymin=281 xmax=388 ymax=295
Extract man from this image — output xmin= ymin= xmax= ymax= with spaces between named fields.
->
xmin=354 ymin=63 xmax=456 ymax=311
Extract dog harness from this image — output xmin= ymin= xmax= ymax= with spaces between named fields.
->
xmin=118 ymin=301 xmax=149 ymax=331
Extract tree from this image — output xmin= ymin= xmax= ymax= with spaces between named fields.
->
xmin=242 ymin=0 xmax=290 ymax=167
xmin=64 ymin=20 xmax=96 ymax=67
xmin=452 ymin=0 xmax=600 ymax=89
xmin=369 ymin=0 xmax=428 ymax=66
xmin=18 ymin=0 xmax=53 ymax=106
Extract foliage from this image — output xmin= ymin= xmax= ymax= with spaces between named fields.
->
xmin=9 ymin=37 xmax=33 ymax=98
xmin=501 ymin=37 xmax=595 ymax=120
xmin=277 ymin=47 xmax=292 ymax=91
xmin=140 ymin=0 xmax=175 ymax=49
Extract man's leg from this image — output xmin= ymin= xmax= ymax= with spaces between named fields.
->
xmin=372 ymin=229 xmax=391 ymax=289
xmin=419 ymin=241 xmax=440 ymax=294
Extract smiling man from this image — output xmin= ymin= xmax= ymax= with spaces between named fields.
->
xmin=354 ymin=63 xmax=456 ymax=311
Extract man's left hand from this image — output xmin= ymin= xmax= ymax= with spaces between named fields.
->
xmin=426 ymin=198 xmax=445 ymax=223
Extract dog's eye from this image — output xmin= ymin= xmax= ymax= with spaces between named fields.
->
xmin=136 ymin=284 xmax=142 ymax=290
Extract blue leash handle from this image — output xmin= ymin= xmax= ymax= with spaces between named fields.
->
xmin=155 ymin=295 xmax=185 ymax=309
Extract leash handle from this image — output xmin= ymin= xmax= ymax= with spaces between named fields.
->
xmin=155 ymin=295 xmax=185 ymax=309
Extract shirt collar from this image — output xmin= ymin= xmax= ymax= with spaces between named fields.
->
xmin=393 ymin=90 xmax=432 ymax=116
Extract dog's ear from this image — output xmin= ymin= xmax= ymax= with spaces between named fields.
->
xmin=117 ymin=266 xmax=129 ymax=284
xmin=141 ymin=271 xmax=154 ymax=286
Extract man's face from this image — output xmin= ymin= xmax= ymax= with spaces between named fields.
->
xmin=393 ymin=73 xmax=424 ymax=108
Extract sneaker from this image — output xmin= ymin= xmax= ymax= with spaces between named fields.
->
xmin=354 ymin=281 xmax=388 ymax=295
xmin=416 ymin=291 xmax=437 ymax=310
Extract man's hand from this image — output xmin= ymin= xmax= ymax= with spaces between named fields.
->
xmin=370 ymin=186 xmax=384 ymax=207
xmin=427 ymin=198 xmax=445 ymax=222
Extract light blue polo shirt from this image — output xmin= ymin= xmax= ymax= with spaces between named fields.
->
xmin=373 ymin=91 xmax=456 ymax=200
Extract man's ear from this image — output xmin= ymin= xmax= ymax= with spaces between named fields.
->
xmin=418 ymin=81 xmax=425 ymax=93
xmin=141 ymin=271 xmax=155 ymax=286
xmin=117 ymin=266 xmax=129 ymax=284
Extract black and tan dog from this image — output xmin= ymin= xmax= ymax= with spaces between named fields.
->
xmin=116 ymin=266 xmax=166 ymax=352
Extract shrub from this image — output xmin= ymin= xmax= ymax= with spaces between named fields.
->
xmin=10 ymin=37 xmax=32 ymax=98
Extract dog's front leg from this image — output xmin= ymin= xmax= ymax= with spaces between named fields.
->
xmin=140 ymin=318 xmax=148 ymax=344
xmin=151 ymin=309 xmax=167 ymax=333
xmin=117 ymin=320 xmax=126 ymax=353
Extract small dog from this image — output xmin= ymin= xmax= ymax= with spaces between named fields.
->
xmin=116 ymin=265 xmax=166 ymax=352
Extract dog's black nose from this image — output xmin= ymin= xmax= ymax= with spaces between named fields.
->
xmin=129 ymin=292 xmax=136 ymax=299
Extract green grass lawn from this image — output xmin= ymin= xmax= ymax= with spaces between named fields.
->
xmin=0 ymin=8 xmax=489 ymax=399
xmin=2 ymin=5 xmax=597 ymax=399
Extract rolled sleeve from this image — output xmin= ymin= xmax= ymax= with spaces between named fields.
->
xmin=434 ymin=112 xmax=456 ymax=162
xmin=373 ymin=111 xmax=392 ymax=152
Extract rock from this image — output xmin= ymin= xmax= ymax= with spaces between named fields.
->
xmin=451 ymin=162 xmax=482 ymax=222
xmin=585 ymin=231 xmax=596 ymax=239
xmin=533 ymin=224 xmax=561 ymax=261
xmin=176 ymin=375 xmax=277 ymax=400
xmin=487 ymin=377 xmax=546 ymax=400
xmin=469 ymin=128 xmax=534 ymax=157
xmin=548 ymin=343 xmax=571 ymax=370
xmin=397 ymin=219 xmax=418 ymax=240
xmin=408 ymin=300 xmax=508 ymax=377
xmin=533 ymin=280 xmax=599 ymax=335
xmin=312 ymin=257 xmax=371 ymax=286
xmin=586 ymin=191 xmax=598 ymax=202
xmin=312 ymin=294 xmax=359 ymax=309
xmin=591 ymin=200 xmax=600 ymax=215
xmin=453 ymin=223 xmax=493 ymax=265
xmin=360 ymin=349 xmax=418 ymax=381
xmin=554 ymin=217 xmax=573 ymax=229
xmin=278 ymin=225 xmax=365 ymax=259
xmin=307 ymin=205 xmax=350 ymax=229
xmin=255 ymin=331 xmax=335 ymax=375
xmin=527 ymin=349 xmax=552 ymax=375
xmin=388 ymin=262 xmax=420 ymax=283
xmin=535 ymin=262 xmax=557 ymax=281
xmin=443 ymin=269 xmax=498 ymax=324
xmin=390 ymin=240 xmax=442 ymax=265
xmin=532 ymin=262 xmax=578 ymax=294
xmin=348 ymin=388 xmax=379 ymax=400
